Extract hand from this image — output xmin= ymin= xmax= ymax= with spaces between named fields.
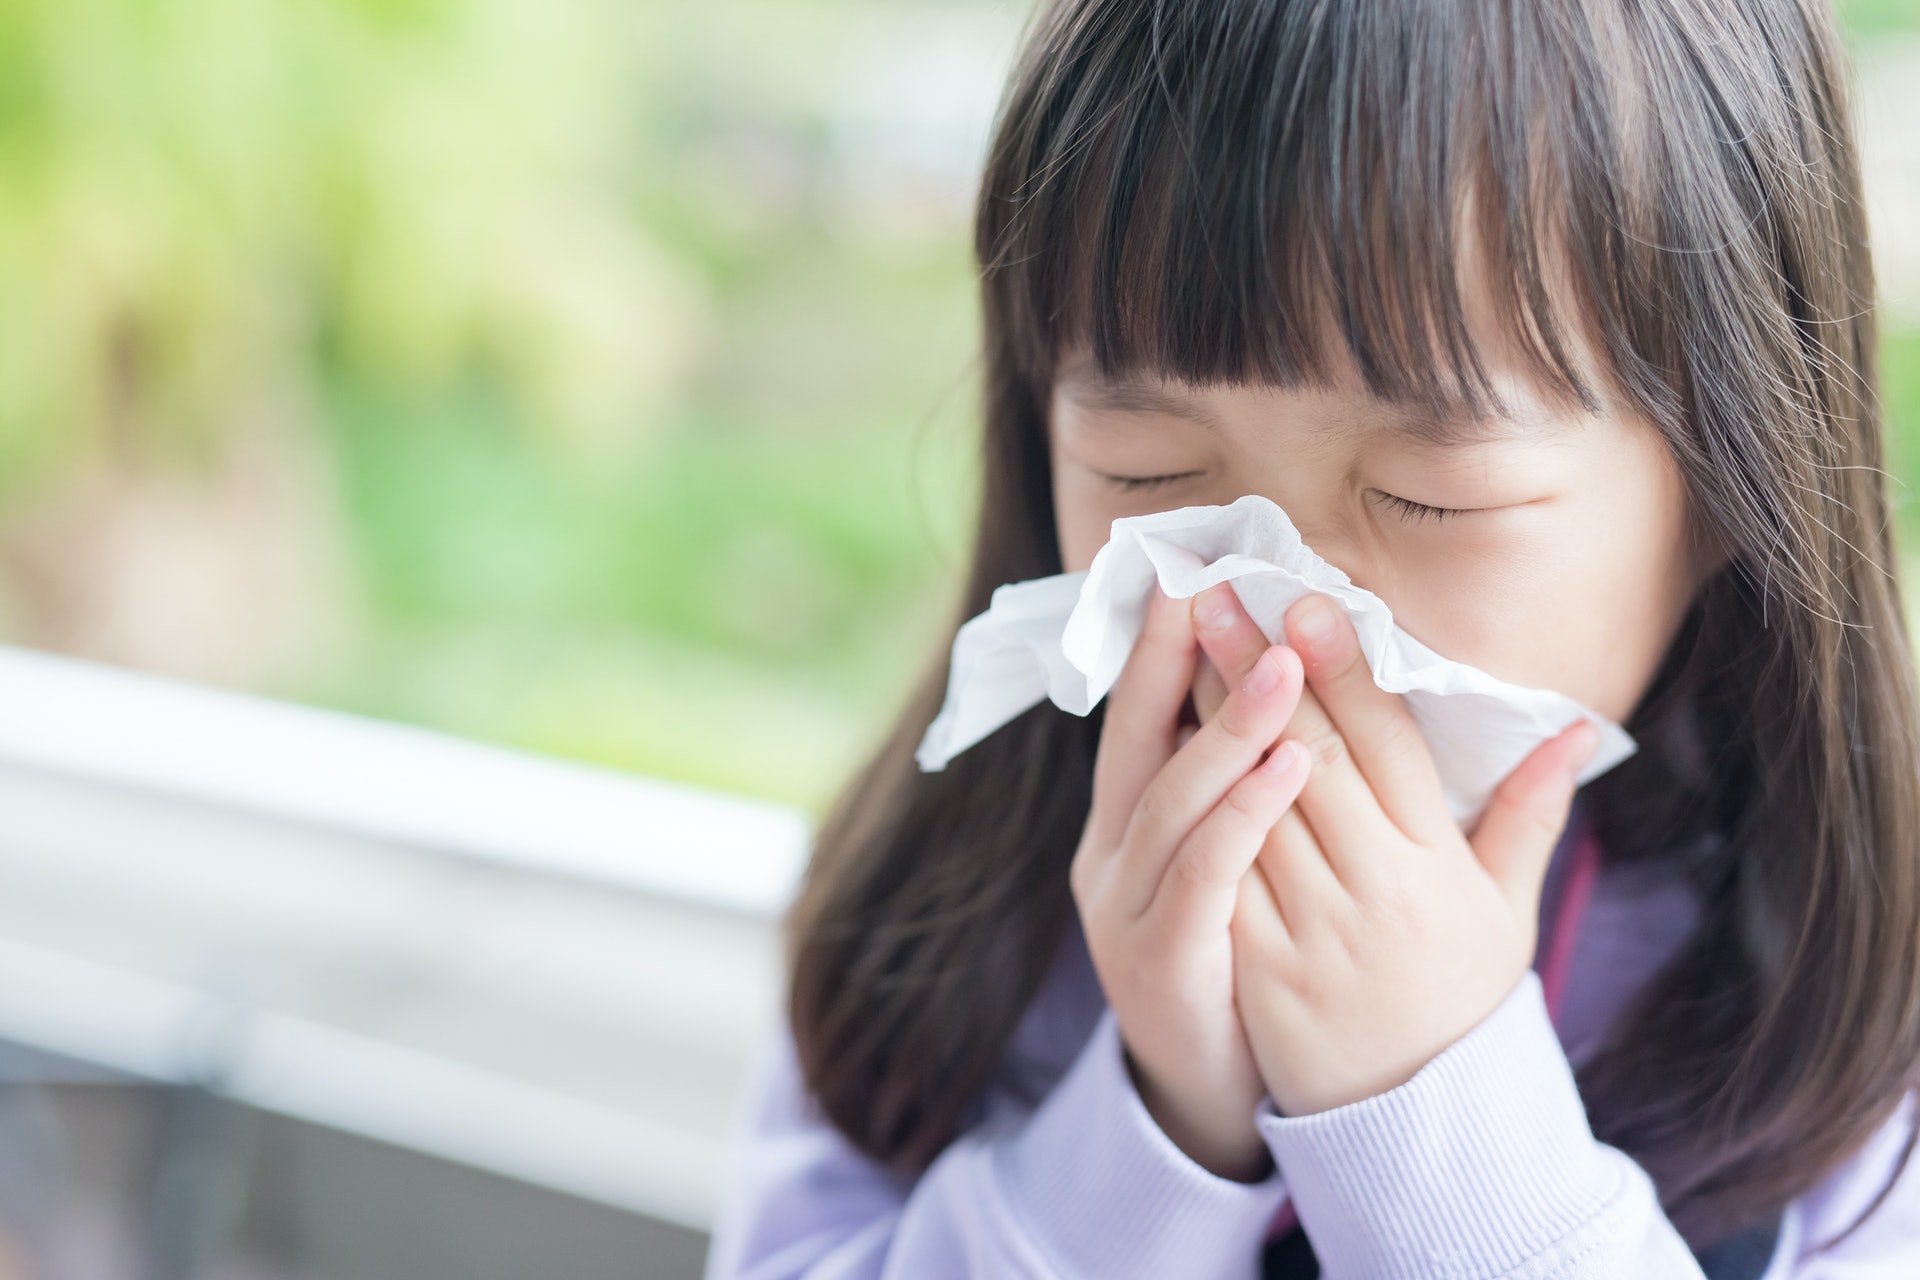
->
xmin=1070 ymin=583 xmax=1312 ymax=1179
xmin=1184 ymin=583 xmax=1600 ymax=1117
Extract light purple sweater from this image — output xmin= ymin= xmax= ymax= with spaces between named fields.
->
xmin=703 ymin=811 xmax=1920 ymax=1278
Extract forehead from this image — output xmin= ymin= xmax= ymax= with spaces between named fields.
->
xmin=1051 ymin=351 xmax=1595 ymax=449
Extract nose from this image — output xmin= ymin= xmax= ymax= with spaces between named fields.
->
xmin=1261 ymin=499 xmax=1376 ymax=598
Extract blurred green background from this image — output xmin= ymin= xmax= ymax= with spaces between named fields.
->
xmin=0 ymin=0 xmax=1915 ymax=816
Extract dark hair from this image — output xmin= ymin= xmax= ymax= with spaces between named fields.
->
xmin=787 ymin=0 xmax=1920 ymax=1256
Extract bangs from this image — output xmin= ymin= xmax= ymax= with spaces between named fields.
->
xmin=977 ymin=0 xmax=1639 ymax=421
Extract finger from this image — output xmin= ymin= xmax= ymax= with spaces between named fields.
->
xmin=1193 ymin=582 xmax=1275 ymax=702
xmin=1254 ymin=804 xmax=1347 ymax=939
xmin=1148 ymin=739 xmax=1310 ymax=936
xmin=1084 ymin=584 xmax=1200 ymax=857
xmin=1286 ymin=594 xmax=1453 ymax=844
xmin=1190 ymin=653 xmax=1229 ymax=725
xmin=1276 ymin=681 xmax=1401 ymax=892
xmin=1471 ymin=720 xmax=1602 ymax=916
xmin=1233 ymin=857 xmax=1295 ymax=970
xmin=1113 ymin=644 xmax=1305 ymax=918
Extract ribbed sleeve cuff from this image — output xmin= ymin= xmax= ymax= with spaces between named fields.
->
xmin=1254 ymin=970 xmax=1619 ymax=1279
xmin=993 ymin=1008 xmax=1291 ymax=1279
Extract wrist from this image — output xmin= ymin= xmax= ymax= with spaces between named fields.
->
xmin=1125 ymin=1049 xmax=1272 ymax=1182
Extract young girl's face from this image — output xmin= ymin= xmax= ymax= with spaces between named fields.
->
xmin=1045 ymin=313 xmax=1713 ymax=724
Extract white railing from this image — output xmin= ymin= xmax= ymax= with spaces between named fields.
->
xmin=0 ymin=645 xmax=813 ymax=1232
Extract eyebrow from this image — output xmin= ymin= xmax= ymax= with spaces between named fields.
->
xmin=1058 ymin=370 xmax=1586 ymax=448
xmin=1058 ymin=377 xmax=1232 ymax=434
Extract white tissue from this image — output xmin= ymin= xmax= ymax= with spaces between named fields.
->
xmin=914 ymin=494 xmax=1634 ymax=824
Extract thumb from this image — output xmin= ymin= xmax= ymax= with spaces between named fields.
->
xmin=1469 ymin=722 xmax=1601 ymax=918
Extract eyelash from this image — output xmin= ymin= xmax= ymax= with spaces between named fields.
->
xmin=1104 ymin=471 xmax=1204 ymax=491
xmin=1101 ymin=474 xmax=1472 ymax=524
xmin=1371 ymin=491 xmax=1471 ymax=523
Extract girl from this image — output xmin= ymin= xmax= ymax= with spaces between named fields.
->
xmin=704 ymin=0 xmax=1920 ymax=1276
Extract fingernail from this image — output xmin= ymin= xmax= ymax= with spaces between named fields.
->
xmin=1195 ymin=586 xmax=1237 ymax=633
xmin=1268 ymin=739 xmax=1308 ymax=775
xmin=1565 ymin=722 xmax=1602 ymax=777
xmin=1293 ymin=596 xmax=1338 ymax=645
xmin=1243 ymin=650 xmax=1282 ymax=697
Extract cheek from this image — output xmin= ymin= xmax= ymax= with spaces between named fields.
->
xmin=1385 ymin=436 xmax=1697 ymax=721
xmin=1053 ymin=495 xmax=1110 ymax=574
xmin=1049 ymin=440 xmax=1105 ymax=574
xmin=1052 ymin=467 xmax=1168 ymax=573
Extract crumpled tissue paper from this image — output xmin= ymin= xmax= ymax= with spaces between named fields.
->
xmin=914 ymin=494 xmax=1635 ymax=824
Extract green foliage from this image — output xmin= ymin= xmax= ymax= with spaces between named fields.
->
xmin=1883 ymin=326 xmax=1920 ymax=531
xmin=1840 ymin=0 xmax=1920 ymax=38
xmin=0 ymin=0 xmax=997 ymax=811
xmin=0 ymin=0 xmax=692 ymax=492
xmin=3 ymin=0 xmax=1918 ymax=816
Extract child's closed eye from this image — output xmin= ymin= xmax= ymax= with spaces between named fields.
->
xmin=1100 ymin=470 xmax=1206 ymax=492
xmin=1099 ymin=472 xmax=1479 ymax=523
xmin=1368 ymin=490 xmax=1473 ymax=524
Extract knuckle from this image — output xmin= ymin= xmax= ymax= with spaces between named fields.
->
xmin=1218 ymin=690 xmax=1276 ymax=744
xmin=1497 ymin=786 xmax=1569 ymax=840
xmin=1131 ymin=781 xmax=1181 ymax=836
xmin=1298 ymin=726 xmax=1349 ymax=773
xmin=1168 ymin=846 xmax=1215 ymax=892
xmin=1319 ymin=636 xmax=1365 ymax=682
xmin=1285 ymin=950 xmax=1335 ymax=1009
xmin=1373 ymin=708 xmax=1425 ymax=759
xmin=1219 ymin=774 xmax=1269 ymax=821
